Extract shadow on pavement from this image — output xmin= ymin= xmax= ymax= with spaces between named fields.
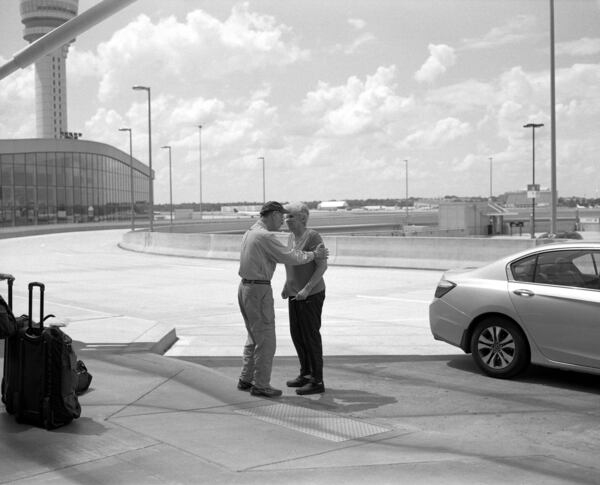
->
xmin=446 ymin=354 xmax=600 ymax=394
xmin=280 ymin=388 xmax=398 ymax=413
xmin=0 ymin=406 xmax=108 ymax=437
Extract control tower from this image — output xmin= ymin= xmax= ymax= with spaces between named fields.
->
xmin=20 ymin=0 xmax=79 ymax=139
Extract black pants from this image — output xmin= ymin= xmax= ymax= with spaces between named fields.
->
xmin=288 ymin=290 xmax=325 ymax=383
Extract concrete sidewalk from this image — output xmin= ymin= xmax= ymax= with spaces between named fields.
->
xmin=2 ymin=337 xmax=598 ymax=484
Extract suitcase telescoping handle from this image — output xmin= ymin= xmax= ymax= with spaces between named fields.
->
xmin=28 ymin=282 xmax=45 ymax=330
xmin=7 ymin=275 xmax=14 ymax=309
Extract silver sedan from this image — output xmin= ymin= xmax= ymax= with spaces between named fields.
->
xmin=429 ymin=242 xmax=600 ymax=378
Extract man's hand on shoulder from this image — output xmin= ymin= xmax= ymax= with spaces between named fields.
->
xmin=314 ymin=243 xmax=328 ymax=260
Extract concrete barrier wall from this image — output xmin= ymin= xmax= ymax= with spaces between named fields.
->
xmin=120 ymin=231 xmax=544 ymax=270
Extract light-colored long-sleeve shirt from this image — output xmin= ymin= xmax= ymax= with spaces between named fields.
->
xmin=238 ymin=220 xmax=315 ymax=281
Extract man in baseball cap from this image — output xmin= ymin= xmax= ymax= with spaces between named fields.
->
xmin=259 ymin=200 xmax=289 ymax=216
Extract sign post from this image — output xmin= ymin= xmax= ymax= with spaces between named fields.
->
xmin=527 ymin=184 xmax=540 ymax=238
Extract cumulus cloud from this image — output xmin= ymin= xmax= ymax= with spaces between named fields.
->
xmin=96 ymin=85 xmax=285 ymax=203
xmin=329 ymin=18 xmax=374 ymax=55
xmin=330 ymin=32 xmax=376 ymax=55
xmin=84 ymin=108 xmax=126 ymax=140
xmin=414 ymin=44 xmax=456 ymax=83
xmin=301 ymin=65 xmax=413 ymax=137
xmin=556 ymin=38 xmax=600 ymax=56
xmin=348 ymin=18 xmax=366 ymax=30
xmin=462 ymin=15 xmax=538 ymax=50
xmin=403 ymin=117 xmax=472 ymax=148
xmin=294 ymin=140 xmax=330 ymax=167
xmin=452 ymin=153 xmax=479 ymax=173
xmin=68 ymin=49 xmax=101 ymax=80
xmin=76 ymin=3 xmax=309 ymax=103
xmin=553 ymin=64 xmax=600 ymax=118
xmin=0 ymin=64 xmax=36 ymax=137
xmin=425 ymin=79 xmax=497 ymax=112
xmin=435 ymin=62 xmax=600 ymax=193
xmin=156 ymin=88 xmax=281 ymax=157
xmin=498 ymin=66 xmax=535 ymax=102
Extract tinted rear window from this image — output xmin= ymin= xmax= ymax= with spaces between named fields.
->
xmin=510 ymin=254 xmax=537 ymax=282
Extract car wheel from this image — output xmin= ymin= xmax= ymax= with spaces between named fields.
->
xmin=470 ymin=317 xmax=530 ymax=378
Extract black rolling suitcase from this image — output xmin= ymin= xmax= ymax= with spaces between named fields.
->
xmin=2 ymin=282 xmax=81 ymax=429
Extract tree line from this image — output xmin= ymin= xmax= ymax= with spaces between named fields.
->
xmin=154 ymin=195 xmax=597 ymax=212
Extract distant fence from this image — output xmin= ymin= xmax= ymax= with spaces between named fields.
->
xmin=120 ymin=231 xmax=548 ymax=270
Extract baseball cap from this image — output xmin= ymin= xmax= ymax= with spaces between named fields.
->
xmin=260 ymin=201 xmax=289 ymax=216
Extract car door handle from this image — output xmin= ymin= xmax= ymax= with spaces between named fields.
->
xmin=513 ymin=289 xmax=534 ymax=297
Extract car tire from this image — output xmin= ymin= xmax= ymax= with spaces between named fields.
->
xmin=470 ymin=317 xmax=530 ymax=379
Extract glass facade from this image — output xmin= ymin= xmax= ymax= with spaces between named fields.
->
xmin=0 ymin=150 xmax=150 ymax=226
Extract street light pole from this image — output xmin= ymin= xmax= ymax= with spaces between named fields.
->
xmin=132 ymin=85 xmax=153 ymax=231
xmin=258 ymin=156 xmax=265 ymax=203
xmin=160 ymin=145 xmax=173 ymax=226
xmin=197 ymin=124 xmax=203 ymax=220
xmin=404 ymin=159 xmax=409 ymax=225
xmin=549 ymin=0 xmax=558 ymax=235
xmin=118 ymin=127 xmax=135 ymax=231
xmin=489 ymin=156 xmax=493 ymax=201
xmin=524 ymin=123 xmax=544 ymax=239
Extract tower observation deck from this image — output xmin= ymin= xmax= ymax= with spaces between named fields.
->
xmin=20 ymin=0 xmax=79 ymax=139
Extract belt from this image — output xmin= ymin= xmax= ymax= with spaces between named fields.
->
xmin=241 ymin=279 xmax=271 ymax=285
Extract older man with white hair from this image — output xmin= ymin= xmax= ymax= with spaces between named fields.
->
xmin=281 ymin=202 xmax=328 ymax=395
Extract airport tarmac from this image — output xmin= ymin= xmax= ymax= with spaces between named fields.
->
xmin=0 ymin=229 xmax=598 ymax=484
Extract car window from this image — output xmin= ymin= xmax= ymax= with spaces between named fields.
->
xmin=572 ymin=252 xmax=597 ymax=277
xmin=534 ymin=250 xmax=592 ymax=289
xmin=510 ymin=254 xmax=537 ymax=282
xmin=510 ymin=250 xmax=600 ymax=289
xmin=574 ymin=251 xmax=600 ymax=289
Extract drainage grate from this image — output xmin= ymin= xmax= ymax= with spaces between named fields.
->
xmin=236 ymin=404 xmax=391 ymax=442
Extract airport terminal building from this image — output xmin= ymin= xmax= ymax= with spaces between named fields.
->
xmin=0 ymin=139 xmax=151 ymax=226
xmin=0 ymin=1 xmax=153 ymax=228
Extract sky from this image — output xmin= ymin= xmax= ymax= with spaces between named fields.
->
xmin=1 ymin=0 xmax=600 ymax=205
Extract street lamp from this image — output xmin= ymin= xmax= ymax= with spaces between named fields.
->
xmin=132 ymin=85 xmax=153 ymax=231
xmin=160 ymin=145 xmax=173 ymax=226
xmin=524 ymin=122 xmax=544 ymax=238
xmin=118 ymin=127 xmax=135 ymax=231
xmin=404 ymin=159 xmax=409 ymax=225
xmin=197 ymin=124 xmax=203 ymax=220
xmin=258 ymin=156 xmax=265 ymax=203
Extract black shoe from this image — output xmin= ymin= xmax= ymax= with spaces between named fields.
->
xmin=286 ymin=375 xmax=310 ymax=387
xmin=237 ymin=379 xmax=253 ymax=391
xmin=250 ymin=386 xmax=283 ymax=398
xmin=296 ymin=381 xmax=325 ymax=395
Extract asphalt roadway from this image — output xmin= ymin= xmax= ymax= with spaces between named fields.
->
xmin=0 ymin=229 xmax=599 ymax=484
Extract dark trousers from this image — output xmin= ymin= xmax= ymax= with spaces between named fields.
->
xmin=288 ymin=290 xmax=325 ymax=383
